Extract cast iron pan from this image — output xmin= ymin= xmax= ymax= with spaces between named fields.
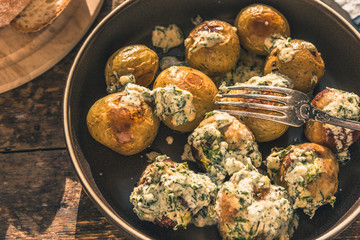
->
xmin=64 ymin=0 xmax=360 ymax=239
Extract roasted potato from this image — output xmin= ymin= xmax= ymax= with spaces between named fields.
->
xmin=305 ymin=88 xmax=360 ymax=153
xmin=184 ymin=20 xmax=241 ymax=76
xmin=105 ymin=45 xmax=159 ymax=89
xmin=216 ymin=169 xmax=296 ymax=240
xmin=219 ymin=73 xmax=292 ymax=142
xmin=265 ymin=143 xmax=339 ymax=218
xmin=264 ymin=39 xmax=325 ymax=93
xmin=234 ymin=4 xmax=290 ymax=55
xmin=187 ymin=111 xmax=262 ymax=183
xmin=87 ymin=87 xmax=160 ymax=155
xmin=153 ymin=66 xmax=218 ymax=132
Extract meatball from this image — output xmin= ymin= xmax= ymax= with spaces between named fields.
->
xmin=129 ymin=156 xmax=217 ymax=230
xmin=219 ymin=73 xmax=293 ymax=142
xmin=305 ymin=88 xmax=360 ymax=156
xmin=153 ymin=66 xmax=218 ymax=132
xmin=216 ymin=169 xmax=297 ymax=239
xmin=86 ymin=84 xmax=159 ymax=155
xmin=265 ymin=143 xmax=339 ymax=218
xmin=234 ymin=4 xmax=290 ymax=55
xmin=185 ymin=20 xmax=241 ymax=76
xmin=105 ymin=45 xmax=159 ymax=89
xmin=187 ymin=111 xmax=262 ymax=184
xmin=264 ymin=39 xmax=325 ymax=93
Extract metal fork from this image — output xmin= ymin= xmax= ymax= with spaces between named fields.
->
xmin=215 ymin=85 xmax=360 ymax=131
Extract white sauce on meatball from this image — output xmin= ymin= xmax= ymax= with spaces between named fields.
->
xmin=266 ymin=146 xmax=336 ymax=218
xmin=187 ymin=111 xmax=262 ymax=184
xmin=322 ymin=88 xmax=360 ymax=153
xmin=130 ymin=157 xmax=217 ymax=230
xmin=216 ymin=169 xmax=297 ymax=240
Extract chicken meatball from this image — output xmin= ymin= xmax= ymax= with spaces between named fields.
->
xmin=265 ymin=143 xmax=339 ymax=218
xmin=130 ymin=156 xmax=217 ymax=229
xmin=187 ymin=111 xmax=262 ymax=184
xmin=305 ymin=88 xmax=360 ymax=160
xmin=216 ymin=169 xmax=297 ymax=239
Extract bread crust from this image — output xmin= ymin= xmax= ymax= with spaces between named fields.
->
xmin=0 ymin=0 xmax=31 ymax=27
xmin=10 ymin=0 xmax=72 ymax=32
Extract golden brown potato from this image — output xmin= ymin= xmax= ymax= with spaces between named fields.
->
xmin=184 ymin=20 xmax=241 ymax=76
xmin=266 ymin=143 xmax=339 ymax=218
xmin=234 ymin=4 xmax=290 ymax=55
xmin=153 ymin=66 xmax=218 ymax=132
xmin=219 ymin=73 xmax=292 ymax=142
xmin=216 ymin=169 xmax=296 ymax=240
xmin=86 ymin=90 xmax=160 ymax=155
xmin=105 ymin=45 xmax=159 ymax=89
xmin=305 ymin=88 xmax=360 ymax=153
xmin=264 ymin=39 xmax=325 ymax=93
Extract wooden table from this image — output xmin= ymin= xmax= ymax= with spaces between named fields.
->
xmin=0 ymin=0 xmax=359 ymax=239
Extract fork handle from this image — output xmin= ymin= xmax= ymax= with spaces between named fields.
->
xmin=311 ymin=107 xmax=360 ymax=131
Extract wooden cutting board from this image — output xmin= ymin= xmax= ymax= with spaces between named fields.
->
xmin=0 ymin=0 xmax=104 ymax=94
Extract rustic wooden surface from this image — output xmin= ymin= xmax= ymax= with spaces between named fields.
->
xmin=0 ymin=0 xmax=359 ymax=239
xmin=0 ymin=0 xmax=104 ymax=94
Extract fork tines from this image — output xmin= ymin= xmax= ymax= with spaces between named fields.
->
xmin=216 ymin=85 xmax=294 ymax=111
xmin=222 ymin=85 xmax=294 ymax=94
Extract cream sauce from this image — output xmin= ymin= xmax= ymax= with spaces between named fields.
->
xmin=152 ymin=24 xmax=184 ymax=53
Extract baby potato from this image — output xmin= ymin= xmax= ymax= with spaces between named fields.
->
xmin=265 ymin=143 xmax=339 ymax=218
xmin=305 ymin=88 xmax=360 ymax=154
xmin=234 ymin=4 xmax=290 ymax=55
xmin=105 ymin=44 xmax=159 ymax=88
xmin=184 ymin=20 xmax=241 ymax=76
xmin=153 ymin=66 xmax=218 ymax=132
xmin=87 ymin=90 xmax=160 ymax=156
xmin=219 ymin=73 xmax=292 ymax=142
xmin=264 ymin=39 xmax=325 ymax=93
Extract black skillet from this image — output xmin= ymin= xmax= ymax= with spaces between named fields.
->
xmin=64 ymin=0 xmax=360 ymax=239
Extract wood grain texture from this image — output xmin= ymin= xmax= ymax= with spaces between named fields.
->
xmin=0 ymin=0 xmax=104 ymax=94
xmin=0 ymin=0 xmax=359 ymax=239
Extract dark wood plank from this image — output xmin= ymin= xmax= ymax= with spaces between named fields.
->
xmin=75 ymin=192 xmax=127 ymax=239
xmin=0 ymin=50 xmax=75 ymax=152
xmin=0 ymin=149 xmax=77 ymax=239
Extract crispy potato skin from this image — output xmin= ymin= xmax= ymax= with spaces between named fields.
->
xmin=304 ymin=89 xmax=360 ymax=152
xmin=221 ymin=89 xmax=288 ymax=142
xmin=234 ymin=4 xmax=290 ymax=55
xmin=105 ymin=45 xmax=159 ymax=88
xmin=185 ymin=20 xmax=241 ymax=76
xmin=153 ymin=66 xmax=218 ymax=132
xmin=278 ymin=143 xmax=339 ymax=205
xmin=86 ymin=92 xmax=160 ymax=155
xmin=264 ymin=39 xmax=325 ymax=93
